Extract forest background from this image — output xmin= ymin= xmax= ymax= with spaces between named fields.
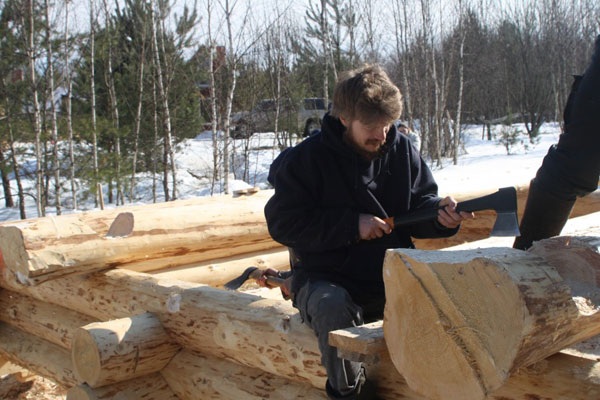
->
xmin=0 ymin=0 xmax=598 ymax=220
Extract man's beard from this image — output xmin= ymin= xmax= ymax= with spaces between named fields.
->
xmin=343 ymin=127 xmax=384 ymax=161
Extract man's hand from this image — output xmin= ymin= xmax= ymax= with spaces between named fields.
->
xmin=437 ymin=196 xmax=474 ymax=229
xmin=359 ymin=214 xmax=392 ymax=240
xmin=257 ymin=267 xmax=292 ymax=298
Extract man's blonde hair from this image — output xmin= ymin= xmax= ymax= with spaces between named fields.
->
xmin=331 ymin=64 xmax=403 ymax=125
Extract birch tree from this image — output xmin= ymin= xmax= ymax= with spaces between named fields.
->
xmin=150 ymin=0 xmax=176 ymax=200
xmin=43 ymin=0 xmax=61 ymax=214
xmin=89 ymin=0 xmax=100 ymax=207
xmin=64 ymin=0 xmax=77 ymax=209
xmin=25 ymin=0 xmax=44 ymax=216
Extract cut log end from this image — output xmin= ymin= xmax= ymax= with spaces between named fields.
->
xmin=71 ymin=329 xmax=102 ymax=386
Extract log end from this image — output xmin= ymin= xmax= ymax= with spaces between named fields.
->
xmin=71 ymin=329 xmax=102 ymax=387
xmin=66 ymin=384 xmax=96 ymax=400
xmin=0 ymin=227 xmax=31 ymax=284
xmin=383 ymin=248 xmax=527 ymax=400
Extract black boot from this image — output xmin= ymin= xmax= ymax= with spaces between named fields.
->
xmin=513 ymin=179 xmax=576 ymax=250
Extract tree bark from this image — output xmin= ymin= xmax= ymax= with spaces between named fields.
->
xmin=64 ymin=1 xmax=77 ymax=210
xmin=89 ymin=0 xmax=100 ymax=208
xmin=151 ymin=2 xmax=176 ymax=201
xmin=43 ymin=0 xmax=61 ymax=215
xmin=161 ymin=350 xmax=327 ymax=400
xmin=0 ymin=190 xmax=278 ymax=284
xmin=66 ymin=373 xmax=178 ymax=400
xmin=25 ymin=0 xmax=44 ymax=217
xmin=0 ymin=290 xmax=94 ymax=349
xmin=6 ymin=115 xmax=25 ymax=219
xmin=71 ymin=312 xmax=180 ymax=387
xmin=130 ymin=23 xmax=146 ymax=203
xmin=383 ymin=237 xmax=600 ymax=400
xmin=0 ymin=149 xmax=14 ymax=208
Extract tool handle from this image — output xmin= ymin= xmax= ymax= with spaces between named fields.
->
xmin=386 ymin=207 xmax=440 ymax=229
xmin=264 ymin=276 xmax=286 ymax=288
xmin=248 ymin=268 xmax=286 ymax=288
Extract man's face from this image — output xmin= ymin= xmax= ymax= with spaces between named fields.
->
xmin=341 ymin=118 xmax=391 ymax=160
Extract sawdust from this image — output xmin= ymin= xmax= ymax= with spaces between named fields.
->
xmin=0 ymin=363 xmax=66 ymax=400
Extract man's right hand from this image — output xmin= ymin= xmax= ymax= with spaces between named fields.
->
xmin=359 ymin=214 xmax=392 ymax=241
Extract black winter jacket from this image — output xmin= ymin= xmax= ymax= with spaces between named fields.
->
xmin=264 ymin=114 xmax=458 ymax=304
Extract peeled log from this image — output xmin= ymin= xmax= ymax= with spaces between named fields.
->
xmin=66 ymin=373 xmax=178 ymax=400
xmin=0 ymin=190 xmax=278 ymax=285
xmin=0 ymin=290 xmax=95 ymax=349
xmin=161 ymin=350 xmax=327 ymax=400
xmin=383 ymin=239 xmax=600 ymax=400
xmin=0 ymin=323 xmax=77 ymax=387
xmin=71 ymin=312 xmax=180 ymax=387
xmin=0 ymin=268 xmax=326 ymax=387
xmin=150 ymin=246 xmax=290 ymax=285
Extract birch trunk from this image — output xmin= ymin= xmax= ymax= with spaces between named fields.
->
xmin=89 ymin=0 xmax=100 ymax=208
xmin=130 ymin=28 xmax=146 ymax=202
xmin=44 ymin=0 xmax=61 ymax=215
xmin=151 ymin=2 xmax=176 ymax=201
xmin=26 ymin=0 xmax=44 ymax=217
xmin=65 ymin=1 xmax=77 ymax=209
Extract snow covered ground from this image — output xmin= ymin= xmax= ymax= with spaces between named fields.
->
xmin=0 ymin=122 xmax=563 ymax=223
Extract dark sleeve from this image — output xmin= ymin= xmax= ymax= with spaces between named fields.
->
xmin=535 ymin=36 xmax=600 ymax=199
xmin=264 ymin=149 xmax=360 ymax=252
xmin=406 ymin=144 xmax=459 ymax=239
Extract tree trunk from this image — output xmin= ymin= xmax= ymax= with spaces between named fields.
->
xmin=0 ymin=323 xmax=77 ymax=387
xmin=0 ymin=150 xmax=13 ymax=208
xmin=71 ymin=312 xmax=180 ymax=387
xmin=66 ymin=373 xmax=178 ymax=400
xmin=151 ymin=2 xmax=176 ymax=201
xmin=6 ymin=115 xmax=25 ymax=219
xmin=64 ymin=2 xmax=77 ymax=210
xmin=0 ymin=190 xmax=278 ymax=284
xmin=0 ymin=290 xmax=94 ymax=349
xmin=102 ymin=0 xmax=122 ymax=206
xmin=130 ymin=29 xmax=146 ymax=203
xmin=25 ymin=0 xmax=44 ymax=217
xmin=89 ymin=0 xmax=100 ymax=208
xmin=161 ymin=350 xmax=327 ymax=400
xmin=43 ymin=0 xmax=61 ymax=215
xmin=383 ymin=237 xmax=600 ymax=400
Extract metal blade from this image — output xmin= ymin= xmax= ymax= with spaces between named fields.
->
xmin=490 ymin=212 xmax=521 ymax=237
xmin=223 ymin=266 xmax=259 ymax=290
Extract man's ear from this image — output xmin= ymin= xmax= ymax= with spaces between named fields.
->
xmin=340 ymin=116 xmax=349 ymax=127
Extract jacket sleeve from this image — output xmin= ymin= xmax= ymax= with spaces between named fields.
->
xmin=264 ymin=149 xmax=360 ymax=252
xmin=406 ymin=144 xmax=459 ymax=239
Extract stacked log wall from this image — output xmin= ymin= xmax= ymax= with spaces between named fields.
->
xmin=0 ymin=188 xmax=598 ymax=399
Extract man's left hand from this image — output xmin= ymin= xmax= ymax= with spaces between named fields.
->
xmin=437 ymin=196 xmax=474 ymax=229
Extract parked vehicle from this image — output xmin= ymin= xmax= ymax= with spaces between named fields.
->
xmin=231 ymin=97 xmax=327 ymax=138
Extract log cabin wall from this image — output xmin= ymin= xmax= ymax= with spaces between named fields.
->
xmin=0 ymin=187 xmax=598 ymax=399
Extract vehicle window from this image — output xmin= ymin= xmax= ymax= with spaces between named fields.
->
xmin=257 ymin=100 xmax=276 ymax=112
xmin=304 ymin=98 xmax=326 ymax=110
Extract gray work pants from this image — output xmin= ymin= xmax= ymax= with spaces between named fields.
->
xmin=294 ymin=280 xmax=383 ymax=399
